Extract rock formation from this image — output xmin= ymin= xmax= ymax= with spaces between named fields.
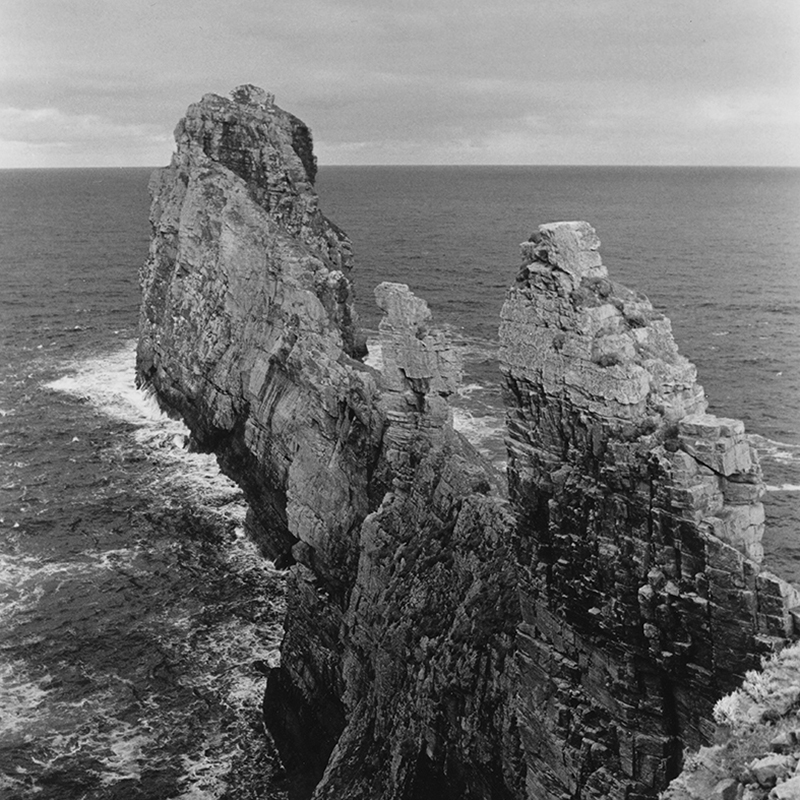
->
xmin=138 ymin=85 xmax=522 ymax=798
xmin=137 ymin=87 xmax=800 ymax=799
xmin=500 ymin=222 xmax=800 ymax=798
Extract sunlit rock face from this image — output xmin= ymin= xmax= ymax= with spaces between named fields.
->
xmin=137 ymin=86 xmax=523 ymax=798
xmin=137 ymin=84 xmax=371 ymax=563
xmin=138 ymin=89 xmax=799 ymax=799
xmin=500 ymin=221 xmax=797 ymax=799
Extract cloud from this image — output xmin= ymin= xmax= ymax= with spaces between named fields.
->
xmin=1 ymin=0 xmax=798 ymax=166
xmin=313 ymin=71 xmax=800 ymax=166
xmin=0 ymin=107 xmax=163 ymax=145
xmin=0 ymin=106 xmax=172 ymax=167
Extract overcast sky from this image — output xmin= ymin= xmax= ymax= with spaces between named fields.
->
xmin=1 ymin=0 xmax=798 ymax=168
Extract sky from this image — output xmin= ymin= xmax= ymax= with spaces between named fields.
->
xmin=1 ymin=0 xmax=799 ymax=168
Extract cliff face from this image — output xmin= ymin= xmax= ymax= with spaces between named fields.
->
xmin=137 ymin=84 xmax=369 ymax=570
xmin=500 ymin=222 xmax=800 ymax=798
xmin=138 ymin=86 xmax=523 ymax=798
xmin=137 ymin=88 xmax=799 ymax=799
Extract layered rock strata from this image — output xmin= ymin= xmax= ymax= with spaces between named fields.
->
xmin=500 ymin=221 xmax=800 ymax=798
xmin=138 ymin=86 xmax=523 ymax=797
xmin=137 ymin=88 xmax=800 ymax=799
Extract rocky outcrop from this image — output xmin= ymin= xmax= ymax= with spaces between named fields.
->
xmin=500 ymin=221 xmax=800 ymax=798
xmin=138 ymin=84 xmax=369 ymax=566
xmin=137 ymin=89 xmax=799 ymax=799
xmin=138 ymin=86 xmax=523 ymax=798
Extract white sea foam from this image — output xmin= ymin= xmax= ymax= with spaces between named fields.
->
xmin=174 ymin=751 xmax=232 ymax=800
xmin=35 ymin=341 xmax=280 ymax=797
xmin=749 ymin=433 xmax=800 ymax=451
xmin=156 ymin=536 xmax=283 ymax=800
xmin=452 ymin=408 xmax=507 ymax=471
xmin=766 ymin=484 xmax=800 ymax=492
xmin=46 ymin=340 xmax=167 ymax=427
xmin=771 ymin=450 xmax=800 ymax=465
xmin=97 ymin=728 xmax=151 ymax=785
xmin=0 ymin=546 xmax=148 ymax=762
xmin=0 ymin=660 xmax=50 ymax=738
xmin=1 ymin=532 xmax=280 ymax=795
xmin=45 ymin=340 xmax=245 ymax=520
xmin=452 ymin=408 xmax=504 ymax=444
xmin=458 ymin=382 xmax=486 ymax=397
xmin=30 ymin=683 xmax=153 ymax=785
xmin=749 ymin=433 xmax=800 ymax=465
xmin=0 ymin=548 xmax=140 ymax=623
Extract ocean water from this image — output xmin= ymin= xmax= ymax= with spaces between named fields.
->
xmin=1 ymin=165 xmax=798 ymax=797
xmin=0 ymin=170 xmax=285 ymax=799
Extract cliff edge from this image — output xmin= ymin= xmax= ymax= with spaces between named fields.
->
xmin=137 ymin=87 xmax=800 ymax=799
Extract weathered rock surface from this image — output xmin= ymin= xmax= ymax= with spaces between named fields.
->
xmin=138 ymin=86 xmax=522 ymax=798
xmin=500 ymin=221 xmax=800 ymax=798
xmin=138 ymin=89 xmax=800 ymax=799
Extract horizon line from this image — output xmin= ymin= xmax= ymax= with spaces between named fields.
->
xmin=1 ymin=163 xmax=799 ymax=171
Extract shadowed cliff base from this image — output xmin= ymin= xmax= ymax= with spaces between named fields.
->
xmin=136 ymin=86 xmax=800 ymax=799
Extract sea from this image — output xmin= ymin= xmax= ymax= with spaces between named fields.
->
xmin=1 ymin=165 xmax=798 ymax=798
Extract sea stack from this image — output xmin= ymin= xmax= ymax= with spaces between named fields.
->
xmin=500 ymin=221 xmax=798 ymax=797
xmin=137 ymin=86 xmax=800 ymax=798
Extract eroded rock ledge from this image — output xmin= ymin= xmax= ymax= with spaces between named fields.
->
xmin=137 ymin=87 xmax=800 ymax=799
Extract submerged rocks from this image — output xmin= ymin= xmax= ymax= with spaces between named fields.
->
xmin=138 ymin=89 xmax=799 ymax=799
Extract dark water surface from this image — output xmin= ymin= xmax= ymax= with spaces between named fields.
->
xmin=1 ymin=165 xmax=798 ymax=797
xmin=1 ymin=170 xmax=285 ymax=799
